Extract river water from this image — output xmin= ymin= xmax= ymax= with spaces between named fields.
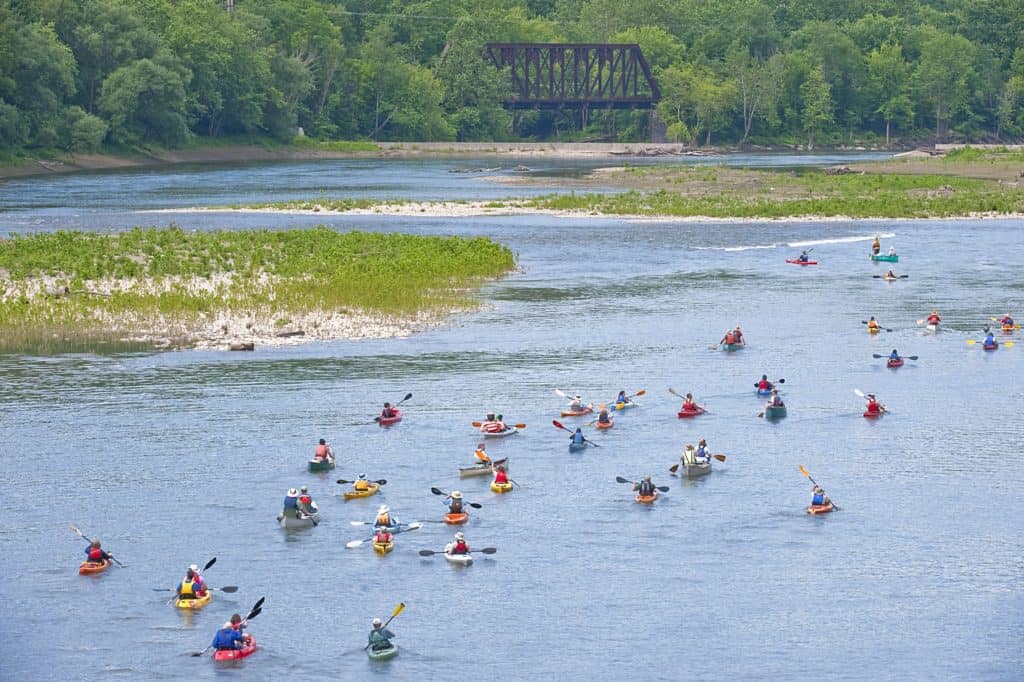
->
xmin=1 ymin=154 xmax=1022 ymax=680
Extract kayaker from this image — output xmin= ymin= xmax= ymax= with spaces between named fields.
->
xmin=211 ymin=614 xmax=251 ymax=652
xmin=282 ymin=488 xmax=300 ymax=518
xmin=885 ymin=269 xmax=897 ymax=279
xmin=569 ymin=395 xmax=584 ymax=410
xmin=177 ymin=566 xmax=207 ymax=601
xmin=720 ymin=330 xmax=737 ymax=346
xmin=314 ymin=438 xmax=333 ymax=461
xmin=446 ymin=532 xmax=470 ymax=555
xmin=887 ymin=245 xmax=896 ymax=256
xmin=615 ymin=390 xmax=629 ymax=405
xmin=447 ymin=491 xmax=464 ymax=514
xmin=496 ymin=414 xmax=508 ymax=431
xmin=797 ymin=250 xmax=809 ymax=263
xmin=481 ymin=413 xmax=503 ymax=433
xmin=297 ymin=486 xmax=318 ymax=515
xmin=597 ymin=405 xmax=611 ymax=425
xmin=353 ymin=474 xmax=371 ymax=492
xmin=865 ymin=393 xmax=884 ymax=415
xmin=493 ymin=465 xmax=509 ymax=485
xmin=867 ymin=317 xmax=880 ymax=332
xmin=83 ymin=539 xmax=112 ymax=565
xmin=889 ymin=349 xmax=900 ymax=360
xmin=375 ymin=505 xmax=397 ymax=528
xmin=811 ymin=485 xmax=830 ymax=507
xmin=373 ymin=527 xmax=392 ymax=545
xmin=681 ymin=392 xmax=699 ymax=412
xmin=767 ymin=389 xmax=784 ymax=407
xmin=927 ymin=311 xmax=941 ymax=326
xmin=984 ymin=330 xmax=996 ymax=347
xmin=872 ymin=236 xmax=881 ymax=255
xmin=474 ymin=442 xmax=490 ymax=464
xmin=695 ymin=438 xmax=710 ymax=463
xmin=368 ymin=618 xmax=395 ymax=652
xmin=1001 ymin=313 xmax=1015 ymax=327
xmin=634 ymin=476 xmax=656 ymax=496
xmin=381 ymin=402 xmax=396 ymax=419
xmin=571 ymin=428 xmax=586 ymax=446
xmin=755 ymin=375 xmax=772 ymax=391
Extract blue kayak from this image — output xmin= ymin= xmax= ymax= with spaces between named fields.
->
xmin=756 ymin=387 xmax=772 ymax=396
xmin=569 ymin=441 xmax=587 ymax=452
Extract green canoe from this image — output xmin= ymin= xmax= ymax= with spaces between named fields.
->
xmin=721 ymin=343 xmax=745 ymax=352
xmin=367 ymin=643 xmax=398 ymax=660
xmin=763 ymin=405 xmax=787 ymax=420
xmin=870 ymin=254 xmax=898 ymax=262
xmin=307 ymin=457 xmax=335 ymax=473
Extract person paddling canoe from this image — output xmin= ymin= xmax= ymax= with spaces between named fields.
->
xmin=375 ymin=505 xmax=397 ymax=528
xmin=368 ymin=618 xmax=396 ymax=652
xmin=766 ymin=389 xmax=784 ymax=408
xmin=297 ymin=486 xmax=318 ymax=515
xmin=314 ymin=438 xmax=333 ymax=461
xmin=446 ymin=532 xmax=470 ymax=555
xmin=83 ymin=539 xmax=112 ymax=566
xmin=695 ymin=438 xmax=711 ymax=463
xmin=474 ymin=442 xmax=490 ymax=464
xmin=864 ymin=393 xmax=885 ymax=415
xmin=281 ymin=488 xmax=300 ymax=519
xmin=811 ymin=485 xmax=830 ymax=507
xmin=177 ymin=565 xmax=208 ymax=601
xmin=872 ymin=236 xmax=881 ymax=255
xmin=211 ymin=614 xmax=251 ymax=653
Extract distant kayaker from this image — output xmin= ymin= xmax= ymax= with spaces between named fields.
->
xmin=811 ymin=485 xmax=830 ymax=507
xmin=493 ymin=465 xmax=509 ymax=485
xmin=887 ymin=245 xmax=896 ymax=256
xmin=927 ymin=311 xmax=941 ymax=326
xmin=447 ymin=491 xmax=464 ymax=514
xmin=797 ymin=250 xmax=810 ymax=263
xmin=446 ymin=531 xmax=470 ymax=555
xmin=297 ymin=486 xmax=317 ymax=515
xmin=889 ymin=349 xmax=900 ymax=360
xmin=83 ymin=539 xmax=112 ymax=565
xmin=375 ymin=505 xmax=397 ymax=528
xmin=865 ymin=393 xmax=885 ymax=415
xmin=496 ymin=414 xmax=507 ymax=431
xmin=374 ymin=527 xmax=392 ymax=545
xmin=1001 ymin=313 xmax=1015 ymax=327
xmin=615 ymin=390 xmax=630 ymax=405
xmin=885 ymin=269 xmax=897 ymax=279
xmin=211 ymin=614 xmax=251 ymax=652
xmin=177 ymin=566 xmax=207 ymax=601
xmin=695 ymin=438 xmax=710 ymax=463
xmin=474 ymin=442 xmax=490 ymax=464
xmin=984 ymin=330 xmax=996 ymax=347
xmin=571 ymin=428 xmax=586 ymax=446
xmin=868 ymin=317 xmax=880 ymax=332
xmin=681 ymin=392 xmax=699 ymax=412
xmin=733 ymin=325 xmax=744 ymax=343
xmin=569 ymin=395 xmax=584 ymax=410
xmin=767 ymin=389 xmax=784 ymax=408
xmin=282 ymin=488 xmax=300 ymax=518
xmin=634 ymin=476 xmax=656 ymax=496
xmin=381 ymin=402 xmax=396 ymax=419
xmin=872 ymin=236 xmax=881 ymax=255
xmin=597 ymin=405 xmax=611 ymax=424
xmin=368 ymin=618 xmax=395 ymax=652
xmin=353 ymin=474 xmax=372 ymax=492
xmin=314 ymin=438 xmax=333 ymax=461
xmin=756 ymin=375 xmax=772 ymax=391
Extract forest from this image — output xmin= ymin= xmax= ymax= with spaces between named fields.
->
xmin=3 ymin=0 xmax=1024 ymax=153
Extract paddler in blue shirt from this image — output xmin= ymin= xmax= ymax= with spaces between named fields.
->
xmin=211 ymin=614 xmax=250 ymax=651
xmin=571 ymin=428 xmax=586 ymax=446
xmin=889 ymin=349 xmax=900 ymax=360
xmin=984 ymin=330 xmax=996 ymax=347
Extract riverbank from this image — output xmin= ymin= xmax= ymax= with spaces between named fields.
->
xmin=0 ymin=227 xmax=515 ymax=350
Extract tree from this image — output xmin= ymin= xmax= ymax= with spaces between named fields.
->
xmin=998 ymin=49 xmax=1024 ymax=139
xmin=609 ymin=26 xmax=684 ymax=72
xmin=866 ymin=42 xmax=910 ymax=145
xmin=98 ymin=51 xmax=191 ymax=146
xmin=726 ymin=44 xmax=783 ymax=145
xmin=800 ymin=66 xmax=832 ymax=149
xmin=63 ymin=105 xmax=108 ymax=152
xmin=655 ymin=62 xmax=735 ymax=146
xmin=912 ymin=33 xmax=976 ymax=141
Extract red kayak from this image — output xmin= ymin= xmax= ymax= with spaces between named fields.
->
xmin=213 ymin=637 xmax=257 ymax=662
xmin=377 ymin=410 xmax=402 ymax=426
xmin=785 ymin=259 xmax=818 ymax=266
xmin=983 ymin=342 xmax=999 ymax=351
xmin=677 ymin=406 xmax=705 ymax=418
xmin=886 ymin=358 xmax=904 ymax=368
xmin=863 ymin=410 xmax=883 ymax=419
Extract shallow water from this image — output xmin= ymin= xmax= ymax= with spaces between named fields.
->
xmin=1 ymin=154 xmax=1022 ymax=680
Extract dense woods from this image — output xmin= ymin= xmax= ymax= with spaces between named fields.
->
xmin=3 ymin=0 xmax=1024 ymax=153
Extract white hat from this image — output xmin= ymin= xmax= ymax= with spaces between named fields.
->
xmin=372 ymin=618 xmax=382 ymax=626
xmin=378 ymin=505 xmax=389 ymax=513
xmin=358 ymin=473 xmax=366 ymax=479
xmin=452 ymin=491 xmax=462 ymax=499
xmin=454 ymin=532 xmax=465 ymax=541
xmin=287 ymin=488 xmax=298 ymax=496
xmin=189 ymin=564 xmax=199 ymax=572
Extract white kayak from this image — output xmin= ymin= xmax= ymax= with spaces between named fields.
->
xmin=444 ymin=551 xmax=473 ymax=565
xmin=480 ymin=426 xmax=518 ymax=438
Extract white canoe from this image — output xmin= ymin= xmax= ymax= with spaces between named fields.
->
xmin=278 ymin=511 xmax=319 ymax=529
xmin=683 ymin=461 xmax=712 ymax=479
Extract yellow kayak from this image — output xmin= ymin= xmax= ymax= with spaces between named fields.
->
xmin=343 ymin=482 xmax=380 ymax=501
xmin=175 ymin=591 xmax=212 ymax=610
xmin=373 ymin=539 xmax=394 ymax=555
xmin=490 ymin=481 xmax=513 ymax=494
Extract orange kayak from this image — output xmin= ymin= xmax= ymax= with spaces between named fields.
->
xmin=635 ymin=492 xmax=658 ymax=504
xmin=806 ymin=503 xmax=835 ymax=515
xmin=560 ymin=407 xmax=593 ymax=417
xmin=79 ymin=559 xmax=111 ymax=575
xmin=595 ymin=419 xmax=614 ymax=429
xmin=444 ymin=512 xmax=469 ymax=525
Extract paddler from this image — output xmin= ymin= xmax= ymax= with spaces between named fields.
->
xmin=634 ymin=476 xmax=656 ymax=496
xmin=767 ymin=389 xmax=784 ymax=408
xmin=596 ymin=405 xmax=612 ymax=425
xmin=615 ymin=390 xmax=630 ymax=406
xmin=353 ymin=474 xmax=371 ymax=492
xmin=375 ymin=505 xmax=397 ymax=528
xmin=381 ymin=402 xmax=396 ymax=419
xmin=926 ymin=310 xmax=941 ymax=326
xmin=314 ymin=438 xmax=333 ymax=461
xmin=211 ymin=614 xmax=251 ymax=652
xmin=720 ymin=329 xmax=737 ymax=346
xmin=889 ymin=349 xmax=900 ymax=361
xmin=732 ymin=325 xmax=744 ymax=343
xmin=885 ymin=269 xmax=897 ymax=279
xmin=811 ymin=485 xmax=830 ymax=507
xmin=373 ymin=527 xmax=392 ymax=545
xmin=983 ymin=329 xmax=996 ymax=347
xmin=681 ymin=392 xmax=699 ymax=412
xmin=474 ymin=442 xmax=490 ymax=464
xmin=872 ymin=236 xmax=881 ymax=255
xmin=281 ymin=488 xmax=300 ymax=518
xmin=797 ymin=250 xmax=810 ymax=263
xmin=1000 ymin=313 xmax=1015 ymax=327
xmin=496 ymin=414 xmax=508 ymax=431
xmin=695 ymin=438 xmax=710 ymax=463
xmin=492 ymin=465 xmax=510 ymax=486
xmin=297 ymin=485 xmax=317 ymax=515
xmin=83 ymin=539 xmax=112 ymax=566
xmin=177 ymin=566 xmax=207 ymax=601
xmin=446 ymin=531 xmax=470 ymax=555
xmin=481 ymin=412 xmax=502 ymax=433
xmin=569 ymin=394 xmax=585 ymax=411
xmin=755 ymin=375 xmax=772 ymax=391
xmin=864 ymin=393 xmax=884 ymax=415
xmin=571 ymin=427 xmax=586 ymax=446
xmin=446 ymin=491 xmax=464 ymax=514
xmin=867 ymin=317 xmax=880 ymax=332
xmin=681 ymin=444 xmax=697 ymax=465
xmin=368 ymin=618 xmax=396 ymax=652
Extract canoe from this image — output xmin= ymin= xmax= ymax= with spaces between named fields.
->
xmin=983 ymin=342 xmax=999 ymax=351
xmin=569 ymin=441 xmax=588 ymax=452
xmin=458 ymin=457 xmax=508 ymax=478
xmin=367 ymin=643 xmax=399 ymax=660
xmin=78 ymin=559 xmax=110 ymax=575
xmin=377 ymin=410 xmax=402 ymax=426
xmin=756 ymin=387 xmax=772 ymax=396
xmin=806 ymin=503 xmax=835 ymax=515
xmin=481 ymin=426 xmax=518 ymax=438
xmin=490 ymin=481 xmax=513 ymax=494
xmin=444 ymin=512 xmax=469 ymax=525
xmin=863 ymin=410 xmax=884 ymax=419
xmin=870 ymin=254 xmax=899 ymax=262
xmin=887 ymin=358 xmax=904 ymax=368
xmin=785 ymin=259 xmax=818 ymax=265
xmin=635 ymin=491 xmax=658 ymax=504
xmin=444 ymin=552 xmax=473 ymax=566
xmin=721 ymin=343 xmax=744 ymax=351
xmin=176 ymin=591 xmax=212 ymax=610
xmin=213 ymin=637 xmax=257 ymax=662
xmin=278 ymin=511 xmax=319 ymax=529
xmin=373 ymin=539 xmax=394 ymax=555
xmin=343 ymin=483 xmax=380 ymax=501
xmin=682 ymin=461 xmax=712 ymax=479
xmin=560 ymin=406 xmax=593 ymax=417
xmin=594 ymin=419 xmax=614 ymax=429
xmin=677 ymin=406 xmax=705 ymax=418
xmin=307 ymin=456 xmax=335 ymax=473
xmin=763 ymin=405 xmax=787 ymax=420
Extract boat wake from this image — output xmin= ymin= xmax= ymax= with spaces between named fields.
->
xmin=695 ymin=232 xmax=896 ymax=252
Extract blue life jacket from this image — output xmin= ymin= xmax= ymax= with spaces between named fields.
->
xmin=890 ymin=351 xmax=899 ymax=359
xmin=697 ymin=446 xmax=709 ymax=460
xmin=984 ymin=334 xmax=995 ymax=345
xmin=812 ymin=493 xmax=825 ymax=505
xmin=571 ymin=432 xmax=585 ymax=445
xmin=283 ymin=496 xmax=298 ymax=510
xmin=211 ymin=628 xmax=244 ymax=650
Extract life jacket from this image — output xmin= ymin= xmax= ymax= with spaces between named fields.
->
xmin=724 ymin=332 xmax=736 ymax=344
xmin=451 ymin=541 xmax=469 ymax=554
xmin=299 ymin=494 xmax=312 ymax=506
xmin=598 ymin=412 xmax=610 ymax=423
xmin=1002 ymin=317 xmax=1013 ymax=326
xmin=639 ymin=482 xmax=655 ymax=495
xmin=867 ymin=401 xmax=880 ymax=413
xmin=482 ymin=421 xmax=503 ymax=433
xmin=474 ymin=449 xmax=489 ymax=462
xmin=890 ymin=352 xmax=899 ymax=359
xmin=88 ymin=547 xmax=104 ymax=562
xmin=382 ymin=408 xmax=395 ymax=418
xmin=928 ymin=315 xmax=940 ymax=324
xmin=354 ymin=480 xmax=370 ymax=491
xmin=449 ymin=499 xmax=463 ymax=513
xmin=180 ymin=579 xmax=196 ymax=598
xmin=375 ymin=531 xmax=391 ymax=543
xmin=868 ymin=321 xmax=878 ymax=329
xmin=758 ymin=379 xmax=770 ymax=389
xmin=376 ymin=513 xmax=392 ymax=527
xmin=812 ymin=493 xmax=825 ymax=505
xmin=315 ymin=444 xmax=328 ymax=458
xmin=985 ymin=335 xmax=995 ymax=345
xmin=697 ymin=446 xmax=709 ymax=460
xmin=283 ymin=496 xmax=298 ymax=510
xmin=494 ymin=470 xmax=508 ymax=484
xmin=572 ymin=433 xmax=585 ymax=444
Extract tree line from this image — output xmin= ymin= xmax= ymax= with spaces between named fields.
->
xmin=2 ymin=0 xmax=1024 ymax=154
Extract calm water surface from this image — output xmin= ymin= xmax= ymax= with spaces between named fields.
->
xmin=1 ymin=154 xmax=1022 ymax=680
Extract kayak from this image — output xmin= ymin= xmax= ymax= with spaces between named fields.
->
xmin=806 ymin=503 xmax=835 ymax=515
xmin=490 ymin=481 xmax=513 ymax=494
xmin=278 ymin=511 xmax=319 ymax=529
xmin=367 ymin=643 xmax=399 ymax=660
xmin=569 ymin=441 xmax=588 ymax=452
xmin=882 ymin=275 xmax=900 ymax=281
xmin=868 ymin=326 xmax=880 ymax=334
xmin=863 ymin=410 xmax=884 ymax=419
xmin=763 ymin=405 xmax=787 ymax=420
xmin=444 ymin=512 xmax=469 ymax=525
xmin=677 ymin=406 xmax=705 ymax=418
xmin=307 ymin=456 xmax=335 ymax=473
xmin=78 ymin=559 xmax=111 ymax=575
xmin=176 ymin=591 xmax=212 ymax=610
xmin=635 ymin=491 xmax=658 ymax=504
xmin=870 ymin=254 xmax=899 ymax=262
xmin=373 ymin=539 xmax=394 ymax=555
xmin=343 ymin=483 xmax=380 ymax=501
xmin=721 ymin=343 xmax=744 ymax=351
xmin=785 ymin=259 xmax=818 ymax=266
xmin=595 ymin=419 xmax=614 ymax=429
xmin=481 ymin=426 xmax=518 ymax=438
xmin=377 ymin=410 xmax=402 ymax=426
xmin=983 ymin=342 xmax=999 ymax=351
xmin=1001 ymin=324 xmax=1016 ymax=333
xmin=612 ymin=401 xmax=638 ymax=411
xmin=213 ymin=637 xmax=257 ymax=662
xmin=444 ymin=551 xmax=473 ymax=566
xmin=560 ymin=406 xmax=593 ymax=417
xmin=887 ymin=358 xmax=904 ymax=368
xmin=926 ymin=324 xmax=939 ymax=332
xmin=682 ymin=460 xmax=712 ymax=479
xmin=458 ymin=457 xmax=508 ymax=478
xmin=756 ymin=387 xmax=772 ymax=396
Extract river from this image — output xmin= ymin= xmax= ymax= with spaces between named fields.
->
xmin=1 ymin=153 xmax=1022 ymax=680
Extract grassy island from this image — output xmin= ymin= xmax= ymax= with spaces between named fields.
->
xmin=0 ymin=226 xmax=515 ymax=350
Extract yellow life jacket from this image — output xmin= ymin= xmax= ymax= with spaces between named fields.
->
xmin=354 ymin=479 xmax=370 ymax=491
xmin=180 ymin=579 xmax=195 ymax=597
xmin=376 ymin=513 xmax=391 ymax=526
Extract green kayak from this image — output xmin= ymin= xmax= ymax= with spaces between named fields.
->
xmin=870 ymin=254 xmax=898 ymax=262
xmin=721 ymin=343 xmax=744 ymax=352
xmin=763 ymin=405 xmax=787 ymax=420
xmin=367 ymin=643 xmax=398 ymax=660
xmin=307 ymin=457 xmax=335 ymax=473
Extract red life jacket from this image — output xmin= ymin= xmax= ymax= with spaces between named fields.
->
xmin=315 ymin=444 xmax=328 ymax=458
xmin=758 ymin=380 xmax=769 ymax=389
xmin=724 ymin=333 xmax=736 ymax=344
xmin=867 ymin=401 xmax=880 ymax=413
xmin=494 ymin=470 xmax=508 ymax=484
xmin=927 ymin=315 xmax=940 ymax=324
xmin=88 ymin=547 xmax=104 ymax=561
xmin=453 ymin=541 xmax=469 ymax=554
xmin=299 ymin=494 xmax=312 ymax=506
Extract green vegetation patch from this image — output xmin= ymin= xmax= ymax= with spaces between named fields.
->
xmin=0 ymin=226 xmax=515 ymax=348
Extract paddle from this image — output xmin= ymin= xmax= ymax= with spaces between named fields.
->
xmin=752 ymin=378 xmax=785 ymax=388
xmin=989 ymin=317 xmax=1021 ymax=329
xmin=70 ymin=525 xmax=124 ymax=567
xmin=967 ymin=339 xmax=1013 ymax=347
xmin=349 ymin=520 xmax=421 ymax=527
xmin=153 ymin=585 xmax=239 ymax=593
xmin=669 ymin=454 xmax=727 ymax=473
xmin=191 ymin=597 xmax=265 ymax=656
xmin=612 ymin=389 xmax=646 ymax=408
xmin=337 ymin=478 xmax=387 ymax=485
xmin=429 ymin=487 xmax=483 ymax=508
xmin=552 ymin=419 xmax=600 ymax=447
xmin=418 ymin=547 xmax=497 ymax=556
xmin=873 ymin=274 xmax=909 ymax=279
xmin=472 ymin=421 xmax=527 ymax=429
xmin=668 ymin=387 xmax=707 ymax=413
xmin=872 ymin=354 xmax=918 ymax=360
xmin=853 ymin=388 xmax=887 ymax=414
xmin=364 ymin=602 xmax=406 ymax=650
xmin=615 ymin=476 xmax=669 ymax=492
xmin=374 ymin=392 xmax=413 ymax=422
xmin=861 ymin=320 xmax=893 ymax=332
xmin=346 ymin=523 xmax=422 ymax=549
xmin=798 ymin=465 xmax=840 ymax=510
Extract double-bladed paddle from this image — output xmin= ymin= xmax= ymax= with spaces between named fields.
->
xmin=472 ymin=421 xmax=527 ymax=429
xmin=873 ymin=274 xmax=909 ymax=278
xmin=615 ymin=476 xmax=669 ymax=492
xmin=429 ymin=487 xmax=483 ymax=508
xmin=872 ymin=353 xmax=918 ymax=360
xmin=799 ymin=465 xmax=840 ymax=510
xmin=70 ymin=525 xmax=125 ymax=567
xmin=337 ymin=478 xmax=387 ymax=485
xmin=418 ymin=547 xmax=497 ymax=556
xmin=346 ymin=523 xmax=423 ymax=549
xmin=552 ymin=419 xmax=600 ymax=447
xmin=374 ymin=393 xmax=412 ymax=422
